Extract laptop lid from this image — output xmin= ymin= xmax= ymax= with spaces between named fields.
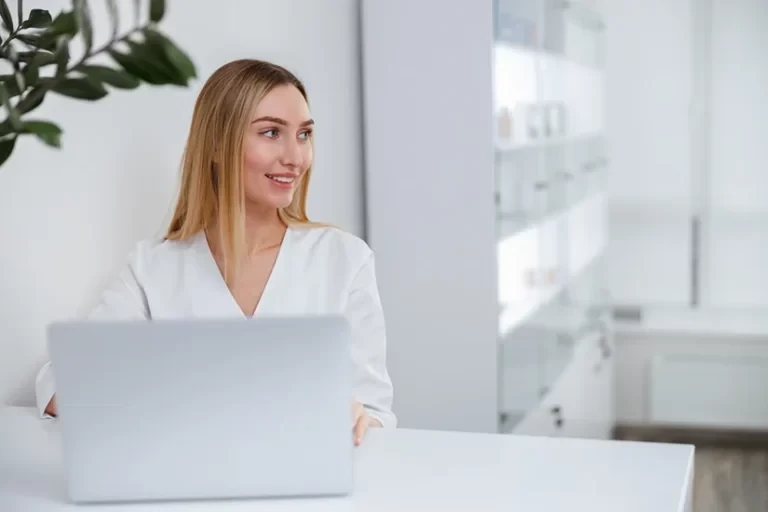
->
xmin=47 ymin=315 xmax=354 ymax=504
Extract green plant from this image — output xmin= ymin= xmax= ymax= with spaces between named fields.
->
xmin=0 ymin=0 xmax=196 ymax=166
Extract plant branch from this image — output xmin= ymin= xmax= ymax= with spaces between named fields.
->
xmin=15 ymin=25 xmax=142 ymax=114
xmin=1 ymin=24 xmax=20 ymax=50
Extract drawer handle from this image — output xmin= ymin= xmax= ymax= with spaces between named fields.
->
xmin=551 ymin=406 xmax=564 ymax=429
xmin=599 ymin=336 xmax=612 ymax=359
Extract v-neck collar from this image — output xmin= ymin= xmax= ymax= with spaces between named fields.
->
xmin=191 ymin=227 xmax=292 ymax=319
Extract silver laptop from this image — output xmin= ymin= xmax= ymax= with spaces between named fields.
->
xmin=47 ymin=315 xmax=354 ymax=504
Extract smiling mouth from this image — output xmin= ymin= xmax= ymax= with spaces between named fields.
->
xmin=266 ymin=174 xmax=295 ymax=184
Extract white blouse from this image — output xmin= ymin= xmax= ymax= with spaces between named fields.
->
xmin=35 ymin=226 xmax=396 ymax=427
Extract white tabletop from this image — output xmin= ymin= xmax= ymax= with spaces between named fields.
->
xmin=0 ymin=407 xmax=694 ymax=512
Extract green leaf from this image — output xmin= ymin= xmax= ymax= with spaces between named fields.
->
xmin=107 ymin=48 xmax=157 ymax=84
xmin=0 ymin=82 xmax=21 ymax=130
xmin=50 ymin=10 xmax=77 ymax=33
xmin=22 ymin=120 xmax=62 ymax=148
xmin=79 ymin=64 xmax=140 ymax=89
xmin=23 ymin=8 xmax=52 ymax=28
xmin=73 ymin=0 xmax=92 ymax=52
xmin=144 ymin=29 xmax=196 ymax=82
xmin=16 ymin=33 xmax=58 ymax=53
xmin=14 ymin=71 xmax=24 ymax=94
xmin=17 ymin=50 xmax=55 ymax=66
xmin=0 ymin=1 xmax=14 ymax=32
xmin=0 ymin=71 xmax=32 ymax=97
xmin=105 ymin=0 xmax=118 ymax=39
xmin=0 ymin=120 xmax=12 ymax=137
xmin=108 ymin=42 xmax=175 ymax=85
xmin=0 ymin=74 xmax=20 ymax=96
xmin=17 ymin=32 xmax=41 ymax=45
xmin=18 ymin=85 xmax=46 ymax=114
xmin=51 ymin=77 xmax=107 ymax=100
xmin=54 ymin=35 xmax=70 ymax=77
xmin=40 ymin=11 xmax=77 ymax=47
xmin=0 ymin=136 xmax=17 ymax=166
xmin=149 ymin=0 xmax=165 ymax=22
xmin=23 ymin=60 xmax=39 ymax=84
xmin=5 ymin=45 xmax=18 ymax=65
xmin=128 ymin=37 xmax=185 ymax=85
xmin=126 ymin=38 xmax=180 ymax=83
xmin=19 ymin=52 xmax=54 ymax=92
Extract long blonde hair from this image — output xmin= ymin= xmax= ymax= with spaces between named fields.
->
xmin=165 ymin=59 xmax=319 ymax=281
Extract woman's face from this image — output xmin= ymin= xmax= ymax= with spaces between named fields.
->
xmin=242 ymin=84 xmax=314 ymax=210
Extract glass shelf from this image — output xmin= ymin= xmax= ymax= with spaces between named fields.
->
xmin=498 ymin=255 xmax=609 ymax=433
xmin=494 ymin=0 xmax=539 ymax=50
xmin=493 ymin=0 xmax=607 ymax=435
xmin=495 ymin=135 xmax=606 ymax=239
xmin=494 ymin=0 xmax=605 ymax=69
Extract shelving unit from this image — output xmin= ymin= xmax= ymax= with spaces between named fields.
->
xmin=361 ymin=0 xmax=612 ymax=437
xmin=494 ymin=0 xmax=613 ymax=438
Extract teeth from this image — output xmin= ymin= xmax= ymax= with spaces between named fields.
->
xmin=267 ymin=175 xmax=294 ymax=184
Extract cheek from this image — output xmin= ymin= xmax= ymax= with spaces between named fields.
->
xmin=302 ymin=144 xmax=314 ymax=169
xmin=243 ymin=139 xmax=276 ymax=172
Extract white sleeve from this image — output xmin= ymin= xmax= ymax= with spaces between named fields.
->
xmin=346 ymin=251 xmax=397 ymax=428
xmin=35 ymin=258 xmax=150 ymax=419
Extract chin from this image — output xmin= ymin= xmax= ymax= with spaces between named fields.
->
xmin=261 ymin=191 xmax=295 ymax=209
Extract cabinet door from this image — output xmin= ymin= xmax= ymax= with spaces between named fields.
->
xmin=549 ymin=331 xmax=595 ymax=438
xmin=513 ymin=328 xmax=593 ymax=438
xmin=576 ymin=328 xmax=615 ymax=439
xmin=592 ymin=327 xmax=616 ymax=438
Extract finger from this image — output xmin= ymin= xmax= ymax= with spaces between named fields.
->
xmin=351 ymin=402 xmax=363 ymax=426
xmin=354 ymin=414 xmax=370 ymax=446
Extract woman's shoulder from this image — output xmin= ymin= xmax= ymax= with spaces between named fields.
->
xmin=289 ymin=224 xmax=373 ymax=267
xmin=123 ymin=232 xmax=202 ymax=272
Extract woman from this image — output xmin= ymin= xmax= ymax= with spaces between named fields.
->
xmin=35 ymin=59 xmax=396 ymax=444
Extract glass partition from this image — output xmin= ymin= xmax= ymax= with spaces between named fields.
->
xmin=495 ymin=0 xmax=608 ymax=434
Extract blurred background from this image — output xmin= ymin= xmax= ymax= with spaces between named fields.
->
xmin=0 ymin=0 xmax=765 ymax=510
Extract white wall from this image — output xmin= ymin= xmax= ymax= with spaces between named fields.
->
xmin=609 ymin=0 xmax=768 ymax=426
xmin=0 ymin=0 xmax=365 ymax=406
xmin=361 ymin=0 xmax=498 ymax=433
xmin=705 ymin=0 xmax=768 ymax=309
xmin=606 ymin=0 xmax=768 ymax=316
xmin=603 ymin=0 xmax=694 ymax=307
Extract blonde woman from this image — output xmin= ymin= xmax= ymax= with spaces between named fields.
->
xmin=36 ymin=59 xmax=396 ymax=444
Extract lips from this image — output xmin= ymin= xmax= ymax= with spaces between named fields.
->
xmin=266 ymin=174 xmax=295 ymax=184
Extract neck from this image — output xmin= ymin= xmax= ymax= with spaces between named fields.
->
xmin=207 ymin=204 xmax=286 ymax=260
xmin=243 ymin=203 xmax=286 ymax=253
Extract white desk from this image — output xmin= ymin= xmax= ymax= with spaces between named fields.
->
xmin=0 ymin=407 xmax=694 ymax=511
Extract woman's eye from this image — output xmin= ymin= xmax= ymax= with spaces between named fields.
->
xmin=298 ymin=130 xmax=312 ymax=140
xmin=262 ymin=129 xmax=278 ymax=138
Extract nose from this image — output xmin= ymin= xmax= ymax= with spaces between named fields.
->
xmin=280 ymin=138 xmax=303 ymax=170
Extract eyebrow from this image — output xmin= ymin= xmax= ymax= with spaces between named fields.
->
xmin=252 ymin=116 xmax=314 ymax=127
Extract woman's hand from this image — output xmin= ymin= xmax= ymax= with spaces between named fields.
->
xmin=45 ymin=396 xmax=57 ymax=417
xmin=352 ymin=400 xmax=382 ymax=445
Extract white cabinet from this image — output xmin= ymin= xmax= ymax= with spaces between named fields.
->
xmin=361 ymin=0 xmax=612 ymax=437
xmin=511 ymin=313 xmax=614 ymax=439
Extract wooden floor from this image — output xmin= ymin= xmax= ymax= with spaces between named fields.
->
xmin=693 ymin=447 xmax=768 ymax=512
xmin=614 ymin=427 xmax=768 ymax=511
